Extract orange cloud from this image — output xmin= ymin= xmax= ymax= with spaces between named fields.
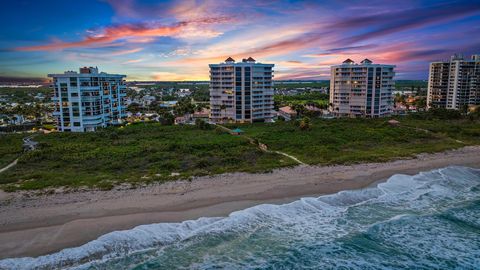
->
xmin=123 ymin=58 xmax=144 ymax=64
xmin=177 ymin=39 xmax=316 ymax=65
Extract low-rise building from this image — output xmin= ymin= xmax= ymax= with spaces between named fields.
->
xmin=193 ymin=108 xmax=210 ymax=121
xmin=174 ymin=116 xmax=188 ymax=125
xmin=159 ymin=101 xmax=178 ymax=108
xmin=177 ymin=89 xmax=192 ymax=98
xmin=141 ymin=95 xmax=156 ymax=106
xmin=278 ymin=106 xmax=297 ymax=121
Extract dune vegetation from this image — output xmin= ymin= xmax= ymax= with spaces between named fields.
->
xmin=1 ymin=109 xmax=479 ymax=191
xmin=237 ymin=117 xmax=478 ymax=165
xmin=0 ymin=123 xmax=294 ymax=191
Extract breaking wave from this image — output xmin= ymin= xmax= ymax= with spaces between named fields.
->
xmin=1 ymin=166 xmax=479 ymax=269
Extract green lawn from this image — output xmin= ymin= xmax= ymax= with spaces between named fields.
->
xmin=0 ymin=123 xmax=295 ymax=191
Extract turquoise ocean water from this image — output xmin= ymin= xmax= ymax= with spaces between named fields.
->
xmin=1 ymin=166 xmax=479 ymax=269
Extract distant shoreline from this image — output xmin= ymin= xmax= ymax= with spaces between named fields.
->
xmin=0 ymin=145 xmax=479 ymax=259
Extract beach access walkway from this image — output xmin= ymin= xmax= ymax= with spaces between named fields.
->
xmin=215 ymin=124 xmax=306 ymax=165
xmin=0 ymin=135 xmax=38 ymax=174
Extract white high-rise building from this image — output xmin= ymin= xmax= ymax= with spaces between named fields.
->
xmin=48 ymin=67 xmax=127 ymax=132
xmin=427 ymin=54 xmax=480 ymax=110
xmin=209 ymin=57 xmax=274 ymax=123
xmin=330 ymin=59 xmax=395 ymax=117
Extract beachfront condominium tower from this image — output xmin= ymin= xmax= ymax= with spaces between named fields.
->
xmin=427 ymin=54 xmax=480 ymax=110
xmin=330 ymin=59 xmax=395 ymax=117
xmin=48 ymin=67 xmax=127 ymax=132
xmin=209 ymin=57 xmax=274 ymax=123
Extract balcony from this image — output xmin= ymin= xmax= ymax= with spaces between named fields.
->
xmin=81 ymin=96 xmax=101 ymax=102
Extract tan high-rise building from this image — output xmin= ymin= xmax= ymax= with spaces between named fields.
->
xmin=427 ymin=54 xmax=480 ymax=110
xmin=209 ymin=57 xmax=274 ymax=123
xmin=330 ymin=59 xmax=395 ymax=117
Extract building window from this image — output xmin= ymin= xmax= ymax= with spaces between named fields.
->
xmin=70 ymin=77 xmax=77 ymax=87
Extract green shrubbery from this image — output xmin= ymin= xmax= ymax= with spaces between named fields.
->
xmin=298 ymin=117 xmax=311 ymax=130
xmin=409 ymin=108 xmax=462 ymax=120
xmin=0 ymin=133 xmax=24 ymax=167
xmin=274 ymin=93 xmax=329 ymax=109
xmin=195 ymin=119 xmax=212 ymax=130
xmin=0 ymin=123 xmax=294 ymax=191
xmin=1 ymin=113 xmax=479 ymax=191
xmin=240 ymin=117 xmax=479 ymax=165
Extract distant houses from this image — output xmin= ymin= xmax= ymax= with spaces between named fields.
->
xmin=160 ymin=101 xmax=178 ymax=108
xmin=174 ymin=108 xmax=210 ymax=125
xmin=177 ymin=89 xmax=192 ymax=98
xmin=141 ymin=95 xmax=156 ymax=106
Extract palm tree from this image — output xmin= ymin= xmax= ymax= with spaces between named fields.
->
xmin=174 ymin=98 xmax=195 ymax=117
xmin=219 ymin=104 xmax=227 ymax=121
xmin=195 ymin=103 xmax=205 ymax=112
xmin=34 ymin=104 xmax=44 ymax=125
xmin=291 ymin=103 xmax=305 ymax=118
xmin=461 ymin=104 xmax=469 ymax=116
xmin=328 ymin=102 xmax=334 ymax=111
xmin=299 ymin=116 xmax=311 ymax=130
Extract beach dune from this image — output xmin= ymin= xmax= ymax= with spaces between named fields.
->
xmin=0 ymin=146 xmax=479 ymax=259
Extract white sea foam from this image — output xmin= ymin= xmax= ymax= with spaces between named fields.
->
xmin=1 ymin=166 xmax=479 ymax=270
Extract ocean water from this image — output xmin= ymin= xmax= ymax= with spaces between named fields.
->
xmin=1 ymin=166 xmax=480 ymax=270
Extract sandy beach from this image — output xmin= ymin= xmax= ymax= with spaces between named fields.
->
xmin=0 ymin=146 xmax=479 ymax=259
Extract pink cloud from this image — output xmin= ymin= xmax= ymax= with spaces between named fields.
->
xmin=15 ymin=17 xmax=232 ymax=52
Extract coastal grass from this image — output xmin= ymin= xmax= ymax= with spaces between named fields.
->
xmin=393 ymin=118 xmax=480 ymax=145
xmin=1 ymin=116 xmax=478 ymax=191
xmin=236 ymin=117 xmax=479 ymax=165
xmin=0 ymin=123 xmax=296 ymax=191
xmin=0 ymin=133 xmax=24 ymax=167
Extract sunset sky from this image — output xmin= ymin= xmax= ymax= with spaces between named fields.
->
xmin=0 ymin=0 xmax=479 ymax=81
